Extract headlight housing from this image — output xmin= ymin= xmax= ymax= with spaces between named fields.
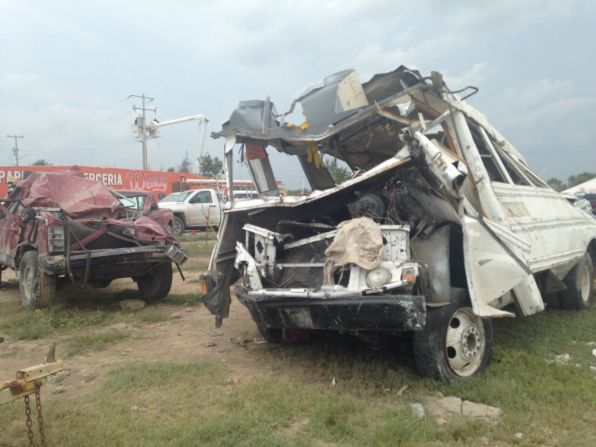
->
xmin=48 ymin=226 xmax=65 ymax=253
xmin=366 ymin=267 xmax=392 ymax=288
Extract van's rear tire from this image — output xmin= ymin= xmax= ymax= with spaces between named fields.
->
xmin=413 ymin=289 xmax=493 ymax=382
xmin=136 ymin=262 xmax=173 ymax=302
xmin=559 ymin=253 xmax=593 ymax=310
xmin=19 ymin=251 xmax=56 ymax=309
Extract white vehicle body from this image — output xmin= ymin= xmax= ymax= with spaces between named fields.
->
xmin=200 ymin=66 xmax=596 ymax=381
xmin=158 ymin=189 xmax=222 ymax=234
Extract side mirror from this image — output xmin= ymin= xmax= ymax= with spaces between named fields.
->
xmin=150 ymin=203 xmax=159 ymax=211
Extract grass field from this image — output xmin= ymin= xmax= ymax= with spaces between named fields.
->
xmin=0 ymin=235 xmax=594 ymax=446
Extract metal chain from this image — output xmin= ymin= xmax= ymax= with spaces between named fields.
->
xmin=35 ymin=388 xmax=47 ymax=447
xmin=24 ymin=395 xmax=36 ymax=447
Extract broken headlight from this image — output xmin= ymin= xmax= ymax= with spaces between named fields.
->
xmin=366 ymin=267 xmax=392 ymax=288
xmin=48 ymin=226 xmax=65 ymax=253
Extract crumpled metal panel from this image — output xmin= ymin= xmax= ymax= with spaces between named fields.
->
xmin=17 ymin=171 xmax=174 ymax=243
xmin=462 ymin=215 xmax=543 ymax=317
xmin=19 ymin=171 xmax=120 ymax=217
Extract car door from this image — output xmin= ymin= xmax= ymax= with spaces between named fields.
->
xmin=186 ymin=190 xmax=217 ymax=226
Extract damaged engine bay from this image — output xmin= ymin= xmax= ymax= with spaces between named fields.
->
xmin=200 ymin=66 xmax=596 ymax=381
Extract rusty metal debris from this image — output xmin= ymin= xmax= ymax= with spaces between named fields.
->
xmin=201 ymin=65 xmax=596 ymax=381
xmin=1 ymin=347 xmax=64 ymax=446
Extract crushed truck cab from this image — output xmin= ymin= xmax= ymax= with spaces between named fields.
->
xmin=201 ymin=66 xmax=596 ymax=381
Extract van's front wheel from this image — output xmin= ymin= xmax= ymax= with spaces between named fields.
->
xmin=413 ymin=289 xmax=493 ymax=382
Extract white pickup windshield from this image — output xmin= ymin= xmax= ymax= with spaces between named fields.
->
xmin=160 ymin=191 xmax=194 ymax=202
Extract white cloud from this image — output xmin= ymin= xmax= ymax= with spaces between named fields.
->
xmin=0 ymin=0 xmax=594 ymax=183
xmin=481 ymin=77 xmax=596 ymax=177
xmin=443 ymin=62 xmax=489 ymax=89
xmin=487 ymin=78 xmax=593 ymax=131
xmin=0 ymin=74 xmax=55 ymax=102
xmin=427 ymin=0 xmax=578 ymax=31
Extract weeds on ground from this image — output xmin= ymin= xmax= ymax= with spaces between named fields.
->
xmin=0 ymin=298 xmax=594 ymax=446
xmin=0 ymin=294 xmax=171 ymax=341
xmin=66 ymin=330 xmax=129 ymax=357
xmin=178 ymin=239 xmax=213 ymax=273
xmin=267 ymin=306 xmax=596 ymax=446
xmin=180 ymin=240 xmax=215 ymax=258
xmin=181 ymin=259 xmax=210 ymax=273
xmin=0 ymin=361 xmax=439 ymax=447
xmin=0 ymin=302 xmax=114 ymax=340
xmin=136 ymin=307 xmax=170 ymax=323
xmin=164 ymin=293 xmax=201 ymax=306
xmin=178 ymin=231 xmax=217 ymax=243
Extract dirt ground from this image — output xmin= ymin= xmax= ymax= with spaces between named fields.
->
xmin=0 ymin=267 xmax=277 ymax=398
xmin=2 ymin=249 xmax=595 ymax=446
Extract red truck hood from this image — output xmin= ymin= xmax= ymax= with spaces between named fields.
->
xmin=19 ymin=171 xmax=121 ymax=217
xmin=17 ymin=172 xmax=175 ymax=243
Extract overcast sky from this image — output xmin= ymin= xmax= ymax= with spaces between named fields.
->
xmin=1 ymin=0 xmax=595 ymax=188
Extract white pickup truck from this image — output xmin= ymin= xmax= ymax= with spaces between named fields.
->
xmin=158 ymin=189 xmax=222 ymax=236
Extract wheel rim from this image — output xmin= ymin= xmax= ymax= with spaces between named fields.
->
xmin=444 ymin=307 xmax=486 ymax=377
xmin=172 ymin=220 xmax=183 ymax=235
xmin=579 ymin=263 xmax=591 ymax=303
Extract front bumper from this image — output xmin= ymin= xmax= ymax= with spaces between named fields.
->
xmin=235 ymin=286 xmax=426 ymax=332
xmin=39 ymin=245 xmax=184 ymax=280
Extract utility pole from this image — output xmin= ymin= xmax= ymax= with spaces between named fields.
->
xmin=6 ymin=134 xmax=24 ymax=166
xmin=129 ymin=94 xmax=156 ymax=170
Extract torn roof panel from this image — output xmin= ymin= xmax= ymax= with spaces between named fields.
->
xmin=212 ymin=65 xmax=532 ymax=173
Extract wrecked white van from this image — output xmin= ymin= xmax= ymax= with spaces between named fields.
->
xmin=200 ymin=66 xmax=596 ymax=381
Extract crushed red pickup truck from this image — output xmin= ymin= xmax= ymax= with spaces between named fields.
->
xmin=0 ymin=171 xmax=186 ymax=309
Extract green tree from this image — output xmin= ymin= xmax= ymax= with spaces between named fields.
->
xmin=547 ymin=177 xmax=566 ymax=192
xmin=324 ymin=156 xmax=351 ymax=184
xmin=178 ymin=151 xmax=193 ymax=173
xmin=198 ymin=154 xmax=223 ymax=177
xmin=32 ymin=159 xmax=51 ymax=166
xmin=567 ymin=172 xmax=596 ymax=189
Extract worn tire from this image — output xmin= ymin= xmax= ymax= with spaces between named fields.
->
xmin=413 ymin=289 xmax=493 ymax=382
xmin=137 ymin=261 xmax=173 ymax=302
xmin=18 ymin=251 xmax=56 ymax=309
xmin=172 ymin=216 xmax=185 ymax=237
xmin=559 ymin=253 xmax=593 ymax=310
